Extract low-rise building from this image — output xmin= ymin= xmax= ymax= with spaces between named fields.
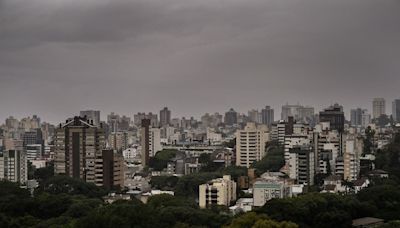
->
xmin=199 ymin=175 xmax=237 ymax=208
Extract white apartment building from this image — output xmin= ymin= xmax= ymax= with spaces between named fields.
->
xmin=236 ymin=123 xmax=269 ymax=168
xmin=149 ymin=128 xmax=162 ymax=157
xmin=199 ymin=175 xmax=237 ymax=208
xmin=253 ymin=180 xmax=288 ymax=207
xmin=0 ymin=150 xmax=28 ymax=184
xmin=284 ymin=135 xmax=310 ymax=163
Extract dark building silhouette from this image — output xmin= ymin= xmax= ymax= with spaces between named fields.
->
xmin=261 ymin=106 xmax=274 ymax=126
xmin=224 ymin=108 xmax=238 ymax=126
xmin=319 ymin=104 xmax=345 ymax=132
xmin=140 ymin=119 xmax=151 ymax=166
xmin=160 ymin=107 xmax=171 ymax=127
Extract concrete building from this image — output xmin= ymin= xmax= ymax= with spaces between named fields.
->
xmin=248 ymin=109 xmax=262 ymax=124
xmin=108 ymin=131 xmax=129 ymax=152
xmin=26 ymin=144 xmax=43 ymax=161
xmin=281 ymin=104 xmax=314 ymax=123
xmin=54 ymin=116 xmax=106 ymax=183
xmin=236 ymin=123 xmax=269 ymax=168
xmin=0 ymin=150 xmax=27 ymax=184
xmin=392 ymin=99 xmax=400 ymax=123
xmin=134 ymin=113 xmax=158 ymax=128
xmin=284 ymin=135 xmax=310 ymax=164
xmin=271 ymin=122 xmax=286 ymax=144
xmin=199 ymin=175 xmax=236 ymax=208
xmin=140 ymin=119 xmax=151 ymax=166
xmin=96 ymin=149 xmax=124 ymax=190
xmin=149 ymin=128 xmax=162 ymax=157
xmin=372 ymin=98 xmax=386 ymax=119
xmin=80 ymin=110 xmax=101 ymax=127
xmin=288 ymin=145 xmax=314 ymax=186
xmin=361 ymin=111 xmax=371 ymax=128
xmin=350 ymin=108 xmax=363 ymax=127
xmin=319 ymin=104 xmax=345 ymax=133
xmin=160 ymin=107 xmax=171 ymax=127
xmin=261 ymin=106 xmax=274 ymax=126
xmin=253 ymin=180 xmax=288 ymax=207
xmin=224 ymin=108 xmax=238 ymax=126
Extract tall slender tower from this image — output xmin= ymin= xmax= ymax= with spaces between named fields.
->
xmin=140 ymin=119 xmax=151 ymax=166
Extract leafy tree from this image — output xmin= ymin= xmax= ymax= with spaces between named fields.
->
xmin=150 ymin=176 xmax=179 ymax=190
xmin=34 ymin=161 xmax=55 ymax=183
xmin=175 ymin=172 xmax=221 ymax=197
xmin=38 ymin=175 xmax=107 ymax=198
xmin=225 ymin=212 xmax=298 ymax=228
xmin=149 ymin=149 xmax=178 ymax=171
xmin=253 ymin=146 xmax=284 ymax=174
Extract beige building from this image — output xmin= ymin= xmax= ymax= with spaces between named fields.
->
xmin=94 ymin=149 xmax=125 ymax=190
xmin=236 ymin=122 xmax=269 ymax=168
xmin=199 ymin=175 xmax=237 ymax=208
xmin=108 ymin=131 xmax=129 ymax=152
xmin=54 ymin=116 xmax=106 ymax=184
xmin=372 ymin=98 xmax=386 ymax=119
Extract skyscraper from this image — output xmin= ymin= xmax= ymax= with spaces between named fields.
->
xmin=350 ymin=108 xmax=363 ymax=126
xmin=140 ymin=119 xmax=151 ymax=166
xmin=160 ymin=107 xmax=171 ymax=127
xmin=372 ymin=98 xmax=386 ymax=119
xmin=319 ymin=104 xmax=345 ymax=133
xmin=80 ymin=110 xmax=101 ymax=127
xmin=236 ymin=122 xmax=269 ymax=168
xmin=261 ymin=106 xmax=274 ymax=126
xmin=224 ymin=108 xmax=238 ymax=126
xmin=392 ymin=99 xmax=400 ymax=123
xmin=54 ymin=116 xmax=106 ymax=183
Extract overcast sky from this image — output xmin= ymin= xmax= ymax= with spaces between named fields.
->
xmin=1 ymin=0 xmax=399 ymax=123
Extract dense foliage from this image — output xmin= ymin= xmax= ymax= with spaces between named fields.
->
xmin=148 ymin=149 xmax=178 ymax=171
xmin=253 ymin=141 xmax=285 ymax=175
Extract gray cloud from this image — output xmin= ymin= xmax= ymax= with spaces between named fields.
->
xmin=0 ymin=0 xmax=399 ymax=123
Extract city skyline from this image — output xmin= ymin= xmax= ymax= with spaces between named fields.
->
xmin=1 ymin=0 xmax=399 ymax=123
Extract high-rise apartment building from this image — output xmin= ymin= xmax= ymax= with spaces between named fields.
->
xmin=372 ymin=98 xmax=386 ymax=119
xmin=392 ymin=99 xmax=400 ymax=123
xmin=108 ymin=132 xmax=129 ymax=152
xmin=96 ymin=149 xmax=124 ymax=190
xmin=149 ymin=128 xmax=162 ymax=157
xmin=224 ymin=108 xmax=238 ymax=126
xmin=319 ymin=104 xmax=345 ymax=133
xmin=54 ymin=116 xmax=106 ymax=183
xmin=160 ymin=107 xmax=171 ymax=127
xmin=350 ymin=108 xmax=365 ymax=127
xmin=199 ymin=175 xmax=237 ymax=208
xmin=261 ymin=106 xmax=274 ymax=126
xmin=236 ymin=122 xmax=269 ymax=168
xmin=140 ymin=119 xmax=151 ymax=166
xmin=80 ymin=110 xmax=101 ymax=127
xmin=281 ymin=104 xmax=314 ymax=123
xmin=248 ymin=109 xmax=262 ymax=124
xmin=0 ymin=150 xmax=27 ymax=184
xmin=288 ymin=145 xmax=314 ymax=186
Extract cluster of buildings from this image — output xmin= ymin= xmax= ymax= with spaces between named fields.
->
xmin=0 ymin=98 xmax=399 ymax=210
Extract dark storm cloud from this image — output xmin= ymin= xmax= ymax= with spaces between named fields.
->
xmin=0 ymin=0 xmax=399 ymax=123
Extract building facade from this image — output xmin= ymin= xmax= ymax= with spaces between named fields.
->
xmin=199 ymin=175 xmax=237 ymax=208
xmin=236 ymin=123 xmax=269 ymax=168
xmin=54 ymin=116 xmax=106 ymax=183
